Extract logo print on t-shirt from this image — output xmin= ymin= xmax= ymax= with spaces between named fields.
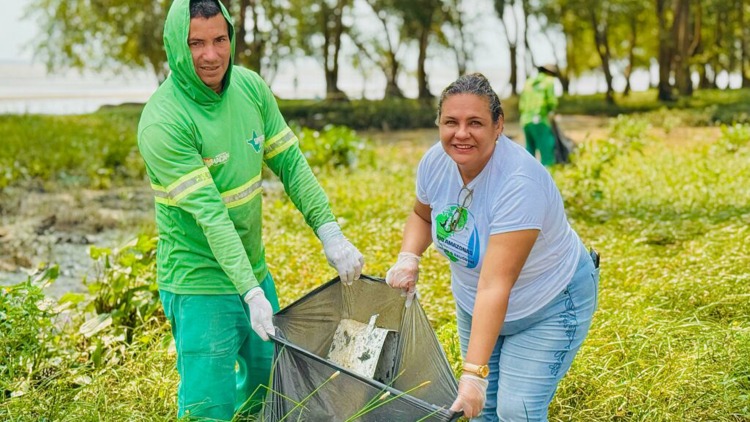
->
xmin=435 ymin=206 xmax=480 ymax=269
xmin=247 ymin=130 xmax=264 ymax=152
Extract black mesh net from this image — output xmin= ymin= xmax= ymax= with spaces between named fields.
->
xmin=261 ymin=275 xmax=460 ymax=421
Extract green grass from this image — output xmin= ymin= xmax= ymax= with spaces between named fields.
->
xmin=1 ymin=110 xmax=749 ymax=420
xmin=554 ymin=88 xmax=750 ymax=125
xmin=547 ymin=131 xmax=750 ymax=420
xmin=0 ymin=108 xmax=145 ymax=193
xmin=0 ymin=88 xmax=746 ymax=194
xmin=265 ymin=120 xmax=750 ymax=420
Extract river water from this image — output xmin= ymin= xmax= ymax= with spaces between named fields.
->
xmin=0 ymin=61 xmax=158 ymax=115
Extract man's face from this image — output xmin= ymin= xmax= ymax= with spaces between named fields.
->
xmin=188 ymin=14 xmax=231 ymax=93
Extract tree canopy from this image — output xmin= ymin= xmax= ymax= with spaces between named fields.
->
xmin=25 ymin=0 xmax=750 ymax=102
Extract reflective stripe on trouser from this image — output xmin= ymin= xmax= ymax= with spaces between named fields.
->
xmin=523 ymin=122 xmax=556 ymax=167
xmin=160 ymin=273 xmax=280 ymax=420
xmin=456 ymin=243 xmax=599 ymax=421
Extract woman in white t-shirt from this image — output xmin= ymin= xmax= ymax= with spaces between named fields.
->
xmin=386 ymin=73 xmax=599 ymax=421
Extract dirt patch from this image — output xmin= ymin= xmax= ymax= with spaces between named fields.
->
xmin=0 ymin=186 xmax=154 ymax=298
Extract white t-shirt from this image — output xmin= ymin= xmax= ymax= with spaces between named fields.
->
xmin=416 ymin=135 xmax=581 ymax=321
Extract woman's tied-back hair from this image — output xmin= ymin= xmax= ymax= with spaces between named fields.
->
xmin=437 ymin=73 xmax=504 ymax=124
xmin=190 ymin=0 xmax=222 ymax=18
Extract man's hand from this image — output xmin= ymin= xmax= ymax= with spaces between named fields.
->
xmin=317 ymin=222 xmax=364 ymax=285
xmin=385 ymin=252 xmax=420 ymax=307
xmin=243 ymin=287 xmax=275 ymax=341
xmin=449 ymin=374 xmax=489 ymax=418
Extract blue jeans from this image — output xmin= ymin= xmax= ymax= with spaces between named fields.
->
xmin=456 ymin=244 xmax=599 ymax=421
xmin=160 ymin=273 xmax=279 ymax=420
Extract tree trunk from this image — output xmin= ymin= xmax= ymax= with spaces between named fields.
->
xmin=235 ymin=0 xmax=251 ymax=68
xmin=520 ymin=0 xmax=536 ymax=74
xmin=586 ymin=7 xmax=615 ymax=104
xmin=656 ymin=0 xmax=675 ymax=101
xmin=623 ymin=16 xmax=637 ymax=97
xmin=229 ymin=0 xmax=264 ymax=73
xmin=598 ymin=39 xmax=615 ymax=104
xmin=494 ymin=0 xmax=519 ymax=95
xmin=509 ymin=45 xmax=518 ymax=96
xmin=698 ymin=64 xmax=709 ymax=89
xmin=740 ymin=0 xmax=750 ymax=87
xmin=561 ymin=33 xmax=574 ymax=95
xmin=323 ymin=0 xmax=348 ymax=101
xmin=672 ymin=0 xmax=692 ymax=96
xmin=417 ymin=25 xmax=432 ymax=99
xmin=385 ymin=54 xmax=404 ymax=98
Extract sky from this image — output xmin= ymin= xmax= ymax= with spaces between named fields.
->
xmin=0 ymin=1 xmax=35 ymax=62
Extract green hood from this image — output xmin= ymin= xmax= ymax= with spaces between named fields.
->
xmin=163 ymin=0 xmax=236 ymax=105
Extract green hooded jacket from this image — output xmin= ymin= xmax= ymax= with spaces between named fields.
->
xmin=519 ymin=73 xmax=558 ymax=127
xmin=137 ymin=0 xmax=335 ymax=295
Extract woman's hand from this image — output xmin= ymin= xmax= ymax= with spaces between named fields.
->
xmin=385 ymin=252 xmax=420 ymax=307
xmin=450 ymin=374 xmax=489 ymax=418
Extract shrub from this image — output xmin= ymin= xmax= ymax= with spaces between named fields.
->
xmin=279 ymin=98 xmax=437 ymax=130
xmin=58 ymin=234 xmax=161 ymax=368
xmin=295 ymin=124 xmax=374 ymax=171
xmin=716 ymin=123 xmax=750 ymax=153
xmin=0 ymin=112 xmax=145 ymax=193
xmin=557 ymin=115 xmax=648 ymax=214
xmin=0 ymin=266 xmax=70 ymax=398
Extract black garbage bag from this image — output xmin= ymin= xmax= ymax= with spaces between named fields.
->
xmin=262 ymin=275 xmax=460 ymax=421
xmin=552 ymin=119 xmax=576 ymax=164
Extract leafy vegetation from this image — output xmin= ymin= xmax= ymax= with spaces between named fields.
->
xmin=279 ymin=98 xmax=439 ymax=130
xmin=556 ymin=88 xmax=750 ymax=124
xmin=0 ymin=109 xmax=144 ymax=194
xmin=1 ymin=109 xmax=749 ymax=420
xmin=295 ymin=124 xmax=375 ymax=171
xmin=0 ymin=106 xmax=370 ymax=198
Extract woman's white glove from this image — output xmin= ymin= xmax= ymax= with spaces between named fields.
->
xmin=317 ymin=222 xmax=364 ymax=285
xmin=385 ymin=252 xmax=420 ymax=307
xmin=450 ymin=374 xmax=489 ymax=418
xmin=243 ymin=287 xmax=275 ymax=341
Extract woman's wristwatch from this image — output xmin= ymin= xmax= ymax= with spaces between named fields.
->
xmin=462 ymin=362 xmax=489 ymax=378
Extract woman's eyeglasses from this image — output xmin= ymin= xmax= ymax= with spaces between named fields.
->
xmin=446 ymin=186 xmax=473 ymax=232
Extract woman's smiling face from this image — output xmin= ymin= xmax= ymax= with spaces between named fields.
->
xmin=438 ymin=93 xmax=503 ymax=182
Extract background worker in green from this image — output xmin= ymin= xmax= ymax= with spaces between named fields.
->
xmin=137 ymin=0 xmax=364 ymax=419
xmin=519 ymin=64 xmax=559 ymax=167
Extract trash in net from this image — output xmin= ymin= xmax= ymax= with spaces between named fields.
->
xmin=262 ymin=275 xmax=461 ymax=421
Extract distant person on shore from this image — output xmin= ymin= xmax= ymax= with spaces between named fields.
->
xmin=136 ymin=0 xmax=364 ymax=419
xmin=385 ymin=73 xmax=599 ymax=420
xmin=519 ymin=64 xmax=559 ymax=167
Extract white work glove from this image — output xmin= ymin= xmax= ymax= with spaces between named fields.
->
xmin=243 ymin=287 xmax=275 ymax=341
xmin=450 ymin=374 xmax=489 ymax=419
xmin=316 ymin=222 xmax=364 ymax=285
xmin=385 ymin=252 xmax=420 ymax=307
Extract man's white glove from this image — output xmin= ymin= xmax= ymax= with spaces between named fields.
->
xmin=385 ymin=252 xmax=420 ymax=307
xmin=449 ymin=374 xmax=489 ymax=418
xmin=317 ymin=222 xmax=364 ymax=285
xmin=243 ymin=287 xmax=275 ymax=341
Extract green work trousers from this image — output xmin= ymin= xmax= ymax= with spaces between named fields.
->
xmin=160 ymin=273 xmax=280 ymax=420
xmin=524 ymin=122 xmax=556 ymax=167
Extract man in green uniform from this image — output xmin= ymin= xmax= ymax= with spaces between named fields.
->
xmin=137 ymin=0 xmax=364 ymax=419
xmin=519 ymin=64 xmax=559 ymax=167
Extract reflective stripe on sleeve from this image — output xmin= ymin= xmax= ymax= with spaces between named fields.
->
xmin=263 ymin=127 xmax=297 ymax=160
xmin=221 ymin=175 xmax=263 ymax=208
xmin=151 ymin=183 xmax=177 ymax=206
xmin=151 ymin=167 xmax=213 ymax=205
